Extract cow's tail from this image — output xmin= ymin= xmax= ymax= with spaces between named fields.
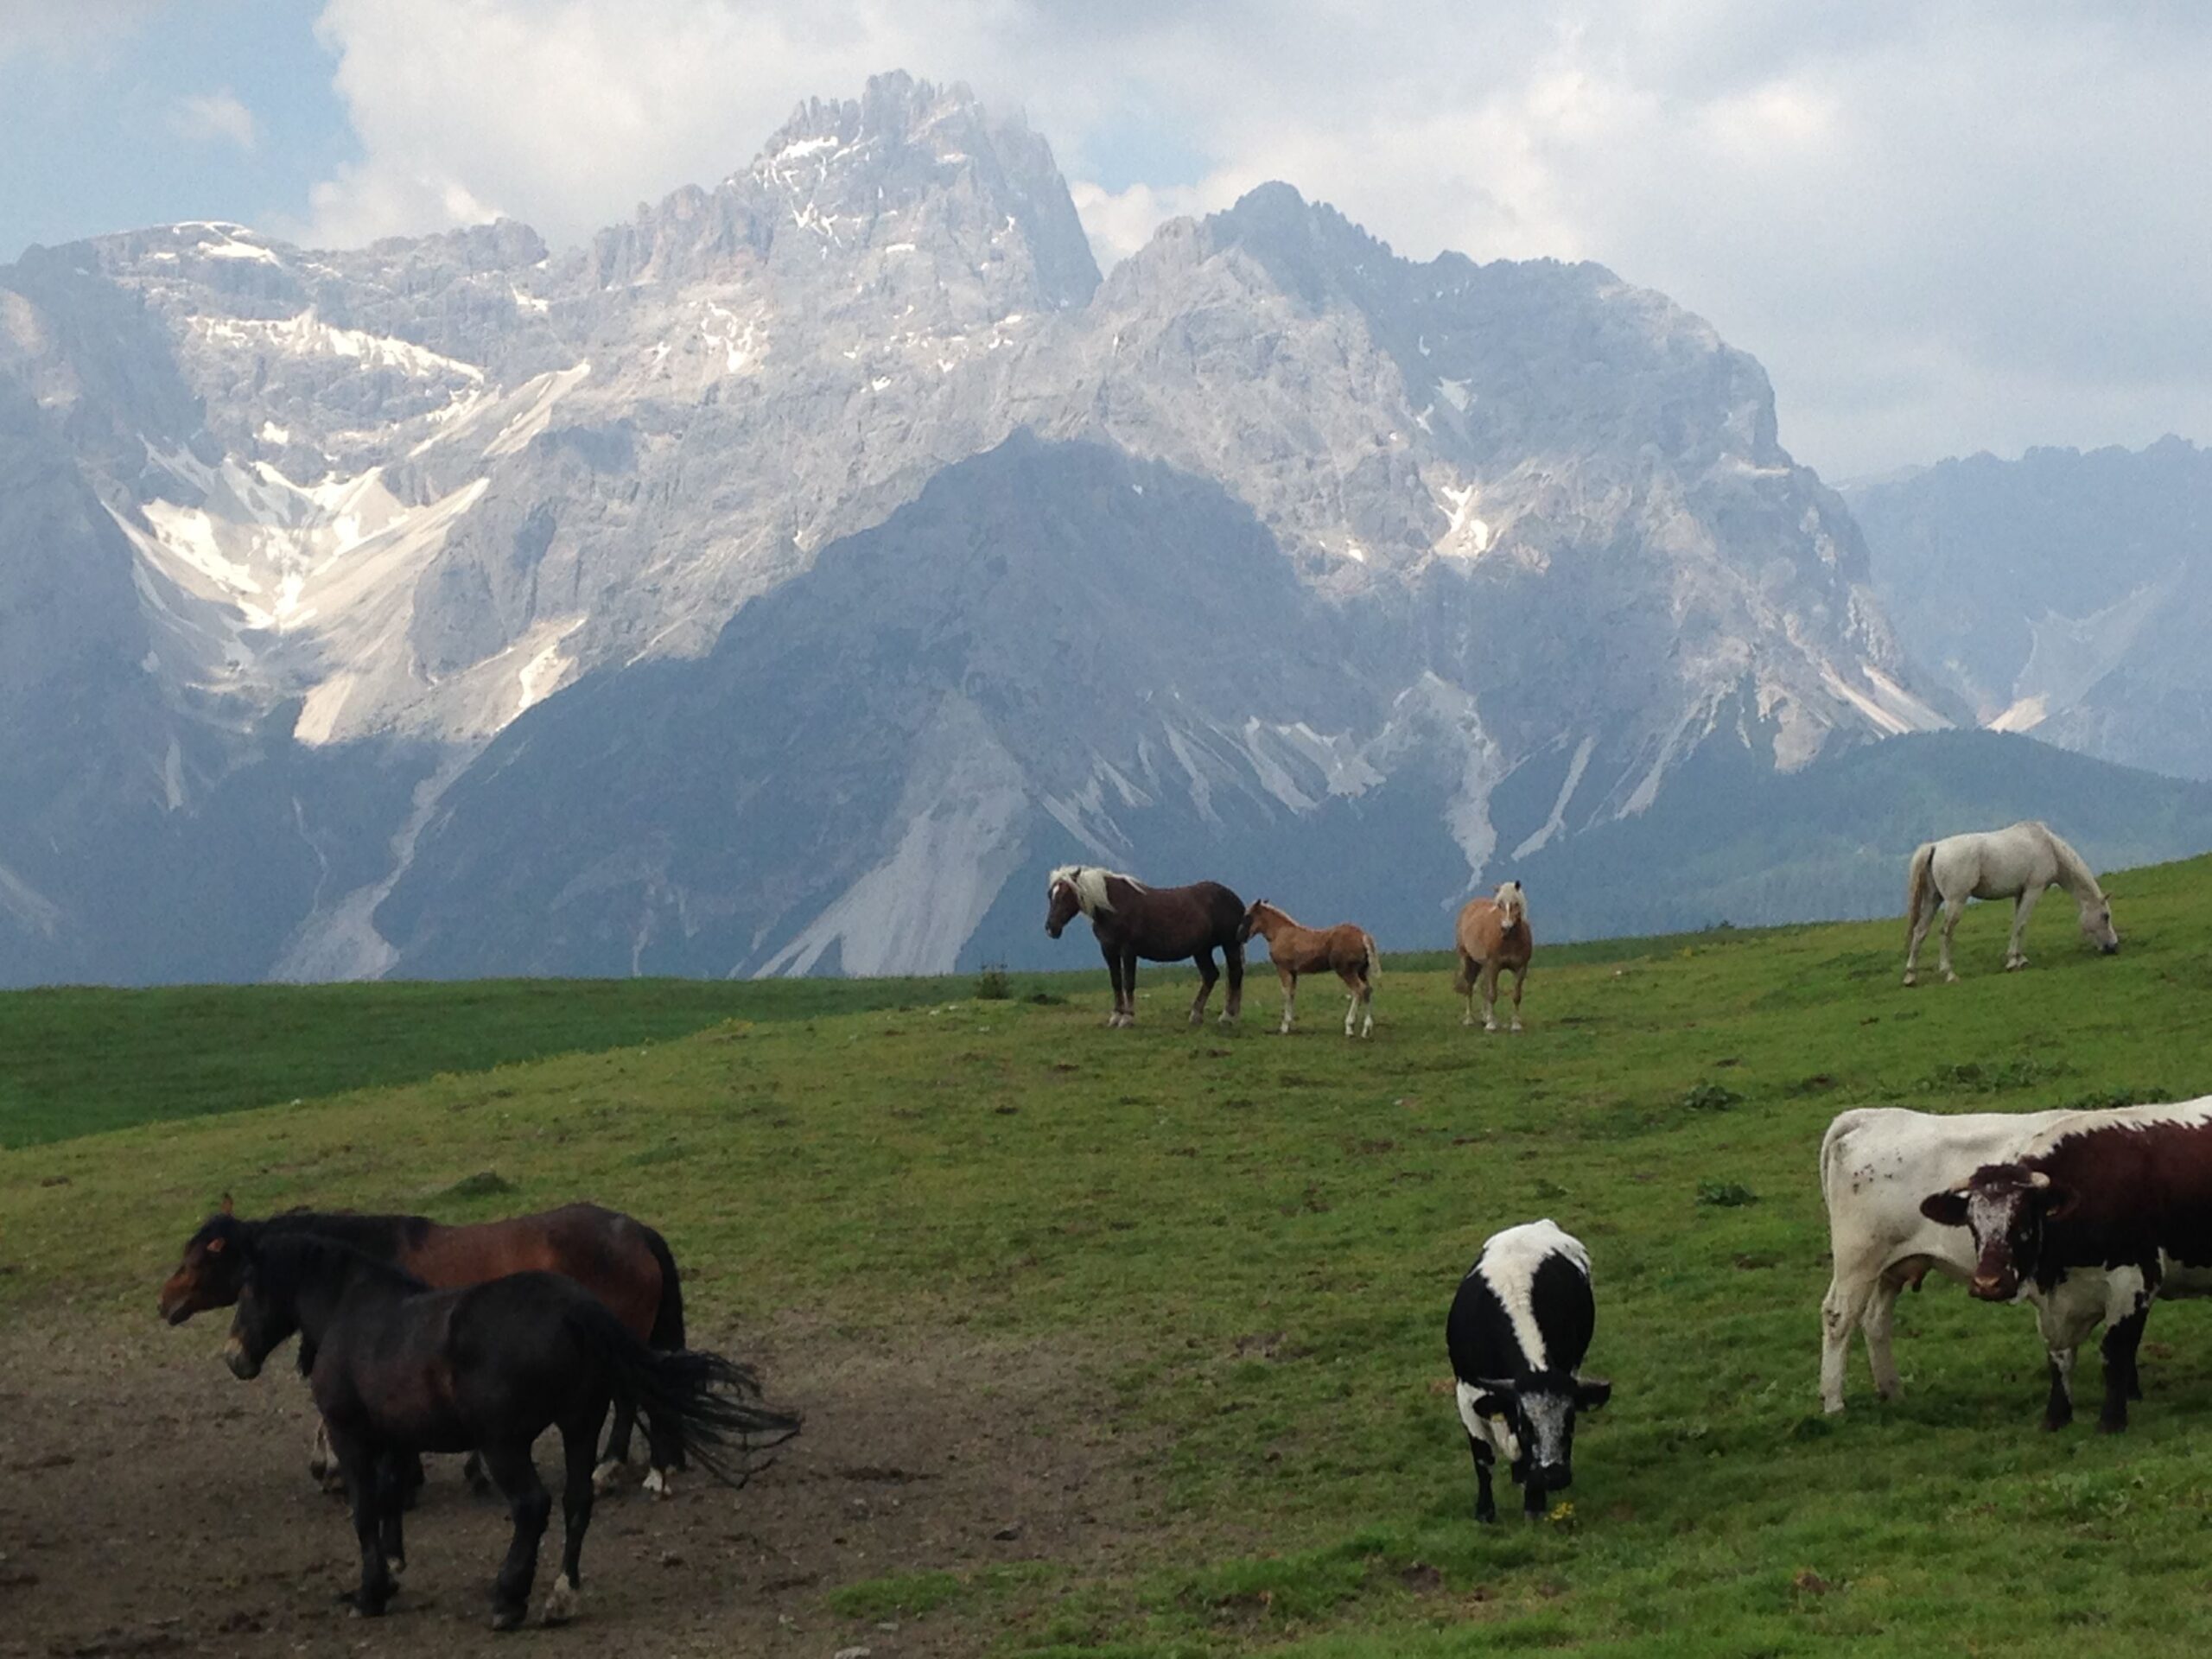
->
xmin=577 ymin=1303 xmax=799 ymax=1488
xmin=1362 ymin=933 xmax=1381 ymax=985
xmin=641 ymin=1223 xmax=686 ymax=1351
xmin=1904 ymin=842 xmax=1935 ymax=945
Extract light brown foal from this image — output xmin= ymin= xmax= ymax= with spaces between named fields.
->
xmin=1453 ymin=880 xmax=1532 ymax=1032
xmin=1241 ymin=899 xmax=1379 ymax=1037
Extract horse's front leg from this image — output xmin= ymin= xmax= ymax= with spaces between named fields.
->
xmin=1481 ymin=963 xmax=1500 ymax=1033
xmin=331 ymin=1431 xmax=397 ymax=1618
xmin=1508 ymin=966 xmax=1525 ymax=1033
xmin=1189 ymin=949 xmax=1219 ymax=1026
xmin=1223 ymin=938 xmax=1243 ymax=1022
xmin=2006 ymin=886 xmax=2044 ymax=970
xmin=1278 ymin=967 xmax=1297 ymax=1034
xmin=1101 ymin=940 xmax=1128 ymax=1027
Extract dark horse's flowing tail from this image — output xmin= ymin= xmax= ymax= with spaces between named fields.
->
xmin=575 ymin=1304 xmax=800 ymax=1486
xmin=640 ymin=1224 xmax=686 ymax=1351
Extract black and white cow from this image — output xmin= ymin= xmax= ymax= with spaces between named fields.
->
xmin=1447 ymin=1219 xmax=1611 ymax=1522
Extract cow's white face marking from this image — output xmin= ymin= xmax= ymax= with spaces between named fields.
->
xmin=1521 ymin=1390 xmax=1573 ymax=1467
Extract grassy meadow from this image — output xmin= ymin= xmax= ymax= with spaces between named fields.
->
xmin=8 ymin=857 xmax=2212 ymax=1654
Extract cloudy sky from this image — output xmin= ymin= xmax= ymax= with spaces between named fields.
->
xmin=3 ymin=0 xmax=2206 ymax=479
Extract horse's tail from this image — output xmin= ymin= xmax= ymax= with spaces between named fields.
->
xmin=577 ymin=1305 xmax=800 ymax=1488
xmin=1362 ymin=932 xmax=1381 ymax=984
xmin=1904 ymin=842 xmax=1935 ymax=944
xmin=641 ymin=1224 xmax=686 ymax=1352
xmin=1452 ymin=941 xmax=1473 ymax=996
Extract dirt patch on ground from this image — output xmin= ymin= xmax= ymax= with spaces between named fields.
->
xmin=0 ymin=1313 xmax=1160 ymax=1656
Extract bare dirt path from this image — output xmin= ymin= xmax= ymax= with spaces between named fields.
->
xmin=0 ymin=1315 xmax=1157 ymax=1657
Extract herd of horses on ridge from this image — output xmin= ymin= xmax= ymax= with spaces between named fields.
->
xmin=149 ymin=821 xmax=2133 ymax=1630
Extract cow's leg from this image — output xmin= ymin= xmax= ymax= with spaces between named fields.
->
xmin=1189 ymin=948 xmax=1218 ymax=1025
xmin=2044 ymin=1349 xmax=2075 ymax=1431
xmin=2096 ymin=1267 xmax=2156 ymax=1430
xmin=1521 ymin=1470 xmax=1548 ymax=1522
xmin=1508 ymin=965 xmax=1525 ymax=1033
xmin=1466 ymin=1434 xmax=1497 ymax=1523
xmin=1223 ymin=938 xmax=1243 ymax=1021
xmin=1937 ymin=897 xmax=1965 ymax=983
xmin=2005 ymin=886 xmax=2044 ymax=970
xmin=1859 ymin=1276 xmax=1906 ymax=1402
xmin=1277 ymin=966 xmax=1296 ymax=1033
xmin=1820 ymin=1270 xmax=1879 ymax=1413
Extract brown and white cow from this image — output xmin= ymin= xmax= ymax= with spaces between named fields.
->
xmin=1821 ymin=1105 xmax=2212 ymax=1427
xmin=1919 ymin=1097 xmax=2212 ymax=1433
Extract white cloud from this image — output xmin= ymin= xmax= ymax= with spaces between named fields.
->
xmin=295 ymin=0 xmax=2212 ymax=477
xmin=169 ymin=89 xmax=257 ymax=151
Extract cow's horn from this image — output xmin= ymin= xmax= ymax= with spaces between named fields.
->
xmin=2028 ymin=1171 xmax=2051 ymax=1188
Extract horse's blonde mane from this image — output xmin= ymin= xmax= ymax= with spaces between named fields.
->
xmin=1495 ymin=880 xmax=1528 ymax=926
xmin=1048 ymin=865 xmax=1139 ymax=917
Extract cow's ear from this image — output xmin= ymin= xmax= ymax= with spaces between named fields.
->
xmin=2041 ymin=1183 xmax=2079 ymax=1222
xmin=1471 ymin=1391 xmax=1513 ymax=1421
xmin=1574 ymin=1376 xmax=1612 ymax=1411
xmin=1920 ymin=1188 xmax=1970 ymax=1227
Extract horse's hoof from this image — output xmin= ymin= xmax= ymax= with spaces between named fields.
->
xmin=542 ymin=1573 xmax=580 ymax=1625
xmin=1510 ymin=1021 xmax=1523 ymax=1033
xmin=386 ymin=1555 xmax=406 ymax=1580
xmin=591 ymin=1459 xmax=628 ymax=1496
xmin=1902 ymin=973 xmax=1916 ymax=988
xmin=643 ymin=1466 xmax=672 ymax=1500
xmin=490 ymin=1609 xmax=525 ymax=1633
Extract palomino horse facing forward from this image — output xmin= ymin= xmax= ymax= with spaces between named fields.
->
xmin=1241 ymin=899 xmax=1379 ymax=1037
xmin=1045 ymin=865 xmax=1245 ymax=1027
xmin=162 ymin=1199 xmax=689 ymax=1497
xmin=1903 ymin=821 xmax=2119 ymax=986
xmin=1454 ymin=880 xmax=1533 ymax=1032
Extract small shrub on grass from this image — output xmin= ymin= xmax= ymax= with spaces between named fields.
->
xmin=1683 ymin=1082 xmax=1743 ymax=1112
xmin=1696 ymin=1180 xmax=1759 ymax=1208
xmin=974 ymin=962 xmax=1013 ymax=1001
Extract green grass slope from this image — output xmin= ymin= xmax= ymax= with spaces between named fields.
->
xmin=7 ymin=855 xmax=2212 ymax=1654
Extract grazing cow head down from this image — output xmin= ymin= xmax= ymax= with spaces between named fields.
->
xmin=1920 ymin=1164 xmax=2071 ymax=1300
xmin=2079 ymin=894 xmax=2120 ymax=955
xmin=1470 ymin=1372 xmax=1611 ymax=1490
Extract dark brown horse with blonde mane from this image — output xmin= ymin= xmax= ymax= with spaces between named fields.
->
xmin=1454 ymin=880 xmax=1533 ymax=1032
xmin=1045 ymin=865 xmax=1245 ymax=1027
xmin=162 ymin=1199 xmax=688 ymax=1496
xmin=1241 ymin=899 xmax=1379 ymax=1037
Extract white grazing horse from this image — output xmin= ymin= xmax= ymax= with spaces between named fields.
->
xmin=1902 ymin=821 xmax=2119 ymax=986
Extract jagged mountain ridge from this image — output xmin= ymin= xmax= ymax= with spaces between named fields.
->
xmin=1848 ymin=438 xmax=2212 ymax=780
xmin=3 ymin=72 xmax=1968 ymax=982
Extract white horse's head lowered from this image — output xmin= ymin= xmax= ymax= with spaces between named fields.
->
xmin=2078 ymin=890 xmax=2120 ymax=955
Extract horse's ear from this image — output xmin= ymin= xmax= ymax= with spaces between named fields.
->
xmin=219 ymin=1192 xmax=234 ymax=1217
xmin=205 ymin=1235 xmax=226 ymax=1255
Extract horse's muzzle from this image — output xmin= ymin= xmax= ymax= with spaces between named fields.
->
xmin=1046 ymin=921 xmax=1063 ymax=939
xmin=161 ymin=1300 xmax=191 ymax=1326
xmin=2101 ymin=942 xmax=2120 ymax=956
xmin=224 ymin=1339 xmax=262 ymax=1381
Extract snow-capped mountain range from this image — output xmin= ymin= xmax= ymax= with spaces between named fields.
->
xmin=3 ymin=72 xmax=2192 ymax=984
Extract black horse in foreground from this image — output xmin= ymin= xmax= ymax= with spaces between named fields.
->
xmin=1044 ymin=864 xmax=1246 ymax=1027
xmin=227 ymin=1234 xmax=798 ymax=1631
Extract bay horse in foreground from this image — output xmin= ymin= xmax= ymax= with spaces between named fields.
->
xmin=1045 ymin=865 xmax=1245 ymax=1027
xmin=1241 ymin=899 xmax=1379 ymax=1037
xmin=162 ymin=1200 xmax=688 ymax=1495
xmin=225 ymin=1234 xmax=797 ymax=1630
xmin=1903 ymin=820 xmax=2119 ymax=986
xmin=1455 ymin=880 xmax=1533 ymax=1032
